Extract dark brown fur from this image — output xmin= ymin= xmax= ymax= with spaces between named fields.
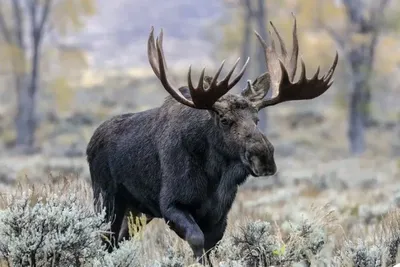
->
xmin=87 ymin=14 xmax=338 ymax=266
xmin=86 ymin=91 xmax=277 ymax=264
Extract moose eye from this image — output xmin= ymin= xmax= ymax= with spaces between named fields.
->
xmin=220 ymin=118 xmax=232 ymax=126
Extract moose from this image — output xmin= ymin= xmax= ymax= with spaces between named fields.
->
xmin=86 ymin=14 xmax=338 ymax=265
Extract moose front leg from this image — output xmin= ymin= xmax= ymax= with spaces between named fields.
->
xmin=201 ymin=217 xmax=228 ymax=267
xmin=161 ymin=204 xmax=205 ymax=259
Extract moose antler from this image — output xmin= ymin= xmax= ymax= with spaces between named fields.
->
xmin=147 ymin=27 xmax=250 ymax=110
xmin=246 ymin=14 xmax=338 ymax=110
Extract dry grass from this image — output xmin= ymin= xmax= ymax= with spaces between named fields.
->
xmin=0 ymin=174 xmax=93 ymax=210
xmin=0 ymin=170 xmax=398 ymax=266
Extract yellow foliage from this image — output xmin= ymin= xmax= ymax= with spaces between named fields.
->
xmin=51 ymin=0 xmax=96 ymax=36
xmin=48 ymin=76 xmax=74 ymax=114
xmin=218 ymin=0 xmax=400 ymax=84
xmin=40 ymin=46 xmax=89 ymax=85
xmin=350 ymin=33 xmax=372 ymax=46
xmin=385 ymin=4 xmax=400 ymax=31
xmin=0 ymin=0 xmax=95 ymax=113
xmin=0 ymin=43 xmax=28 ymax=74
xmin=58 ymin=48 xmax=89 ymax=72
xmin=218 ymin=8 xmax=245 ymax=56
xmin=298 ymin=31 xmax=337 ymax=76
xmin=279 ymin=0 xmax=346 ymax=29
xmin=218 ymin=0 xmax=345 ymax=69
xmin=40 ymin=47 xmax=59 ymax=75
xmin=375 ymin=35 xmax=400 ymax=74
xmin=0 ymin=128 xmax=16 ymax=145
xmin=127 ymin=212 xmax=147 ymax=240
xmin=293 ymin=0 xmax=320 ymax=28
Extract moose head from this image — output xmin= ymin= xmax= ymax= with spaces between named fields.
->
xmin=147 ymin=14 xmax=338 ymax=178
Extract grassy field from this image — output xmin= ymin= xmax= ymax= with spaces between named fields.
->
xmin=0 ymin=154 xmax=398 ymax=266
xmin=0 ymin=63 xmax=399 ymax=266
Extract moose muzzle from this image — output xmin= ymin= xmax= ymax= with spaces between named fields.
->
xmin=243 ymin=135 xmax=277 ymax=177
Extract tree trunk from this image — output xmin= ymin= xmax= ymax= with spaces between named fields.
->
xmin=347 ymin=48 xmax=368 ymax=154
xmin=341 ymin=0 xmax=389 ymax=154
xmin=255 ymin=0 xmax=268 ymax=132
xmin=239 ymin=0 xmax=252 ymax=92
xmin=14 ymin=33 xmax=41 ymax=153
xmin=348 ymin=83 xmax=367 ymax=155
xmin=14 ymin=74 xmax=37 ymax=151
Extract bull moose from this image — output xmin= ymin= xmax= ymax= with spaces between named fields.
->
xmin=86 ymin=14 xmax=338 ymax=265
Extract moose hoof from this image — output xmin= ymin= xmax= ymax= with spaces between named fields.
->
xmin=187 ymin=232 xmax=204 ymax=255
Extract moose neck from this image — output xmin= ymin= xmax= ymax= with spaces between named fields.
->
xmin=159 ymin=97 xmax=250 ymax=180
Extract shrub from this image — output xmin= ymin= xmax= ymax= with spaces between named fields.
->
xmin=335 ymin=239 xmax=388 ymax=267
xmin=333 ymin=209 xmax=400 ymax=267
xmin=0 ymin=190 xmax=108 ymax=266
xmin=148 ymin=248 xmax=186 ymax=267
xmin=215 ymin=209 xmax=335 ymax=267
xmin=98 ymin=239 xmax=142 ymax=267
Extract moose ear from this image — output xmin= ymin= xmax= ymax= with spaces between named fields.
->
xmin=240 ymin=72 xmax=271 ymax=102
xmin=178 ymin=86 xmax=193 ymax=100
xmin=203 ymin=75 xmax=213 ymax=88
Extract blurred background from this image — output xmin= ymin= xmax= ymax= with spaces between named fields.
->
xmin=0 ymin=0 xmax=399 ymax=227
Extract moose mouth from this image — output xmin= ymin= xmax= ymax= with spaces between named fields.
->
xmin=243 ymin=153 xmax=277 ymax=177
xmin=248 ymin=164 xmax=277 ymax=177
xmin=248 ymin=167 xmax=261 ymax=177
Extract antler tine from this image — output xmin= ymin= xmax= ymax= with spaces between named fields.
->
xmin=147 ymin=27 xmax=160 ymax=78
xmin=148 ymin=27 xmax=249 ymax=110
xmin=269 ymin=22 xmax=287 ymax=58
xmin=256 ymin=51 xmax=339 ymax=109
xmin=153 ymin=30 xmax=196 ymax=108
xmin=198 ymin=67 xmax=206 ymax=91
xmin=207 ymin=57 xmax=250 ymax=98
xmin=187 ymin=65 xmax=203 ymax=99
xmin=323 ymin=53 xmax=339 ymax=83
xmin=208 ymin=60 xmax=226 ymax=88
xmin=244 ymin=14 xmax=339 ymax=110
xmin=227 ymin=57 xmax=250 ymax=90
xmin=156 ymin=29 xmax=168 ymax=70
xmin=187 ymin=57 xmax=250 ymax=108
xmin=289 ymin=13 xmax=299 ymax=81
xmin=219 ymin=57 xmax=241 ymax=87
xmin=269 ymin=14 xmax=299 ymax=81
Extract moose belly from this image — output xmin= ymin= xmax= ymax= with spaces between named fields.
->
xmin=118 ymin=183 xmax=162 ymax=218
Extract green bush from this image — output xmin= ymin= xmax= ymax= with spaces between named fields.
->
xmin=0 ymin=190 xmax=144 ymax=267
xmin=0 ymin=188 xmax=399 ymax=267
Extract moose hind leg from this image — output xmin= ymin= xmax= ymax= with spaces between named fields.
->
xmin=162 ymin=205 xmax=205 ymax=260
xmin=102 ymin=194 xmax=127 ymax=252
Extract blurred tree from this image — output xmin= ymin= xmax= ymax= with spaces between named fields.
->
xmin=223 ymin=0 xmax=269 ymax=132
xmin=0 ymin=0 xmax=95 ymax=153
xmin=218 ymin=0 xmax=399 ymax=155
xmin=254 ymin=0 xmax=268 ymax=132
xmin=240 ymin=0 xmax=251 ymax=92
xmin=318 ymin=0 xmax=391 ymax=154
